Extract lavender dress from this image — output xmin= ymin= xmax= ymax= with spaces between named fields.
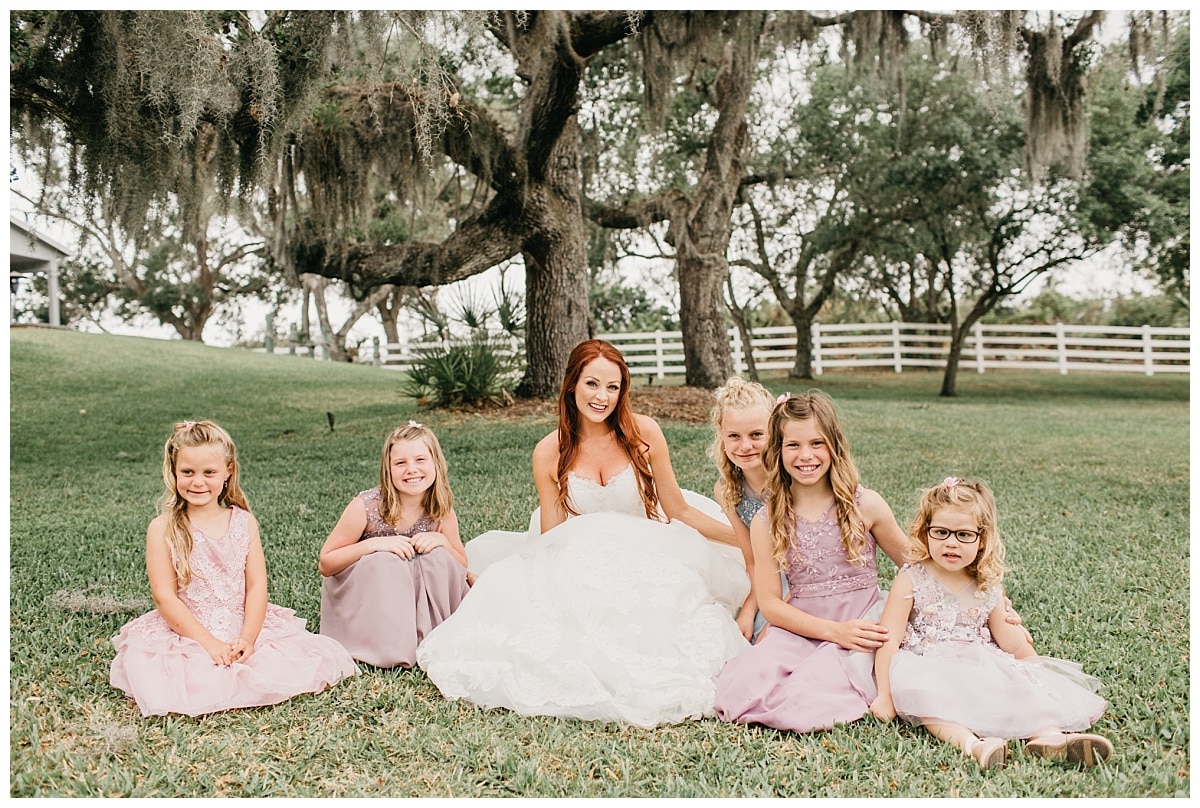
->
xmin=110 ymin=507 xmax=358 ymax=717
xmin=319 ymin=488 xmax=469 ymax=668
xmin=889 ymin=562 xmax=1105 ymax=738
xmin=713 ymin=489 xmax=882 ymax=733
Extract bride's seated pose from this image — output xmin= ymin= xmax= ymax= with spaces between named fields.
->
xmin=416 ymin=339 xmax=752 ymax=728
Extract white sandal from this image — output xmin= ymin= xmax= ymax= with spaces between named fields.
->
xmin=971 ymin=736 xmax=1008 ymax=770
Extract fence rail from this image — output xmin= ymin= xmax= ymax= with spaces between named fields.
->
xmin=366 ymin=322 xmax=1190 ymax=377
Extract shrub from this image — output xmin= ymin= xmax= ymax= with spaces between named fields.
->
xmin=401 ymin=338 xmax=520 ymax=409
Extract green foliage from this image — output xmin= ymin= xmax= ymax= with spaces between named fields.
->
xmin=401 ymin=339 xmax=520 ymax=409
xmin=590 ymin=277 xmax=678 ymax=332
xmin=8 ymin=328 xmax=1190 ymax=797
xmin=1080 ymin=24 xmax=1190 ymax=307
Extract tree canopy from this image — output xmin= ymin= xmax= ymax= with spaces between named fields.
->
xmin=10 ymin=10 xmax=1186 ymax=395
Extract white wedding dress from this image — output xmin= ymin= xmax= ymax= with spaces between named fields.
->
xmin=415 ymin=465 xmax=751 ymax=728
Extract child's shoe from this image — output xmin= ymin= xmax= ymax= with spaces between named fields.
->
xmin=971 ymin=736 xmax=1008 ymax=769
xmin=1024 ymin=732 xmax=1113 ymax=768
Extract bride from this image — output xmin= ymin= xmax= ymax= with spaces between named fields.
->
xmin=416 ymin=340 xmax=752 ymax=727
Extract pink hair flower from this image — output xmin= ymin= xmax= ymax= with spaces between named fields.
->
xmin=408 ymin=419 xmax=423 ymax=428
xmin=942 ymin=476 xmax=960 ymax=488
xmin=776 ymin=393 xmax=792 ymax=404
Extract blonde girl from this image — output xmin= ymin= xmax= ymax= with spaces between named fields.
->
xmin=870 ymin=478 xmax=1111 ymax=769
xmin=709 ymin=377 xmax=776 ymax=641
xmin=319 ymin=420 xmax=469 ymax=668
xmin=712 ymin=392 xmax=911 ymax=733
xmin=110 ymin=421 xmax=357 ymax=716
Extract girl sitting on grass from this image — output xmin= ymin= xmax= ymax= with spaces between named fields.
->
xmin=712 ymin=392 xmax=911 ymax=732
xmin=110 ymin=421 xmax=358 ymax=717
xmin=318 ymin=420 xmax=469 ymax=668
xmin=870 ymin=477 xmax=1111 ymax=769
xmin=709 ymin=377 xmax=778 ymax=643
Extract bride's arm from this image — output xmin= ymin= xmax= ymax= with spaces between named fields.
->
xmin=639 ymin=415 xmax=737 ymax=546
xmin=532 ymin=432 xmax=566 ymax=535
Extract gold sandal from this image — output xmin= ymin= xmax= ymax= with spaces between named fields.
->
xmin=1025 ymin=733 xmax=1113 ymax=768
xmin=971 ymin=737 xmax=1008 ymax=769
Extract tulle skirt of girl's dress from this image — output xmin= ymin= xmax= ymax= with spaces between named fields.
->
xmin=110 ymin=605 xmax=359 ymax=717
xmin=319 ymin=547 xmax=469 ymax=668
xmin=889 ymin=643 xmax=1106 ymax=739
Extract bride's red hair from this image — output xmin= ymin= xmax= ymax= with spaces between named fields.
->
xmin=555 ymin=340 xmax=659 ymax=520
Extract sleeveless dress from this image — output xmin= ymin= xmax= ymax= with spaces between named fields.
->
xmin=415 ymin=465 xmax=751 ymax=728
xmin=734 ymin=479 xmax=790 ymax=644
xmin=889 ymin=562 xmax=1106 ymax=738
xmin=110 ymin=507 xmax=358 ymax=717
xmin=319 ymin=488 xmax=470 ymax=668
xmin=713 ymin=488 xmax=882 ymax=733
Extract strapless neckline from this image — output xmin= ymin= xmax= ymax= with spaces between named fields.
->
xmin=568 ymin=464 xmax=634 ymax=489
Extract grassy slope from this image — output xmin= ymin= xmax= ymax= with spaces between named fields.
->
xmin=8 ymin=328 xmax=1190 ymax=797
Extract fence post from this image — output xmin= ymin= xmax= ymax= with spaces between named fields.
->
xmin=892 ymin=321 xmax=903 ymax=373
xmin=1056 ymin=321 xmax=1068 ymax=375
xmin=372 ymin=336 xmax=381 ymax=367
xmin=1143 ymin=324 xmax=1155 ymax=376
xmin=730 ymin=327 xmax=745 ymax=375
xmin=812 ymin=323 xmax=823 ymax=376
xmin=655 ymin=331 xmax=665 ymax=379
xmin=974 ymin=322 xmax=985 ymax=373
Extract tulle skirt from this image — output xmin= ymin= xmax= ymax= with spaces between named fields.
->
xmin=417 ymin=508 xmax=750 ymax=728
xmin=110 ymin=605 xmax=358 ymax=717
xmin=890 ymin=642 xmax=1106 ymax=738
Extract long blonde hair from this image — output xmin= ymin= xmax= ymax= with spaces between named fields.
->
xmin=708 ymin=377 xmax=774 ymax=513
xmin=377 ymin=421 xmax=454 ymax=525
xmin=905 ymin=477 xmax=1008 ymax=595
xmin=763 ymin=393 xmax=867 ymax=571
xmin=159 ymin=420 xmax=250 ymax=587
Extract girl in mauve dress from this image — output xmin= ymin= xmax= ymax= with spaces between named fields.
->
xmin=318 ymin=420 xmax=469 ymax=668
xmin=712 ymin=392 xmax=909 ymax=733
xmin=110 ymin=421 xmax=357 ymax=717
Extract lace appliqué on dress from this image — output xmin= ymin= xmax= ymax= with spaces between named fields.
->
xmin=899 ymin=562 xmax=1003 ymax=656
xmin=784 ymin=488 xmax=877 ymax=598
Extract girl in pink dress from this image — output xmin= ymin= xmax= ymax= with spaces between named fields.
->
xmin=318 ymin=421 xmax=469 ymax=668
xmin=712 ymin=392 xmax=910 ymax=733
xmin=870 ymin=478 xmax=1111 ymax=769
xmin=110 ymin=421 xmax=358 ymax=717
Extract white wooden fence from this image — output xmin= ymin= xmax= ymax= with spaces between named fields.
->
xmin=367 ymin=322 xmax=1190 ymax=377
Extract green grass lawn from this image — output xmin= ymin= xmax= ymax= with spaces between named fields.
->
xmin=8 ymin=327 xmax=1190 ymax=797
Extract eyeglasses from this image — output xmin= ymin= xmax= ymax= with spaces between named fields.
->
xmin=927 ymin=526 xmax=980 ymax=544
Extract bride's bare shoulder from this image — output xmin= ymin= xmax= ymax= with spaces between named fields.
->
xmin=532 ymin=431 xmax=560 ymax=471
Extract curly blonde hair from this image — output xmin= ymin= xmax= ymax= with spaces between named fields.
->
xmin=708 ymin=377 xmax=774 ymax=513
xmin=905 ymin=477 xmax=1008 ymax=595
xmin=159 ymin=420 xmax=250 ymax=587
xmin=762 ymin=392 xmax=867 ymax=571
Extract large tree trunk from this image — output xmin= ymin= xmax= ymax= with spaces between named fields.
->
xmin=673 ymin=18 xmax=764 ymax=388
xmin=519 ymin=118 xmax=591 ymax=398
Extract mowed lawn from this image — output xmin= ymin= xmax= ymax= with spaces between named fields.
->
xmin=8 ymin=327 xmax=1190 ymax=798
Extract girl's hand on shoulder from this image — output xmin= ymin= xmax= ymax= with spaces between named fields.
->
xmin=869 ymin=693 xmax=896 ymax=722
xmin=1002 ymin=596 xmax=1034 ymax=644
xmin=831 ymin=618 xmax=889 ymax=652
xmin=411 ymin=531 xmax=448 ymax=554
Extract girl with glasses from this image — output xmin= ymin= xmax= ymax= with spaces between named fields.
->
xmin=869 ymin=477 xmax=1112 ymax=769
